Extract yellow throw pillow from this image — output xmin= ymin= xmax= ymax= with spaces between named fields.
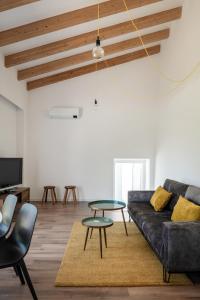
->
xmin=150 ymin=186 xmax=172 ymax=212
xmin=171 ymin=196 xmax=200 ymax=221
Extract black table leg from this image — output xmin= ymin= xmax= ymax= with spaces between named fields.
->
xmin=102 ymin=210 xmax=105 ymax=217
xmin=84 ymin=227 xmax=89 ymax=250
xmin=121 ymin=209 xmax=128 ymax=236
xmin=99 ymin=228 xmax=103 ymax=258
xmin=90 ymin=211 xmax=96 ymax=239
xmin=103 ymin=228 xmax=107 ymax=248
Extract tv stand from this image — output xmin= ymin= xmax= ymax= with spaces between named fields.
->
xmin=8 ymin=188 xmax=17 ymax=193
xmin=0 ymin=188 xmax=17 ymax=194
xmin=0 ymin=187 xmax=30 ymax=203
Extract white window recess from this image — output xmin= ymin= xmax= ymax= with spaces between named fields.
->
xmin=48 ymin=106 xmax=81 ymax=119
xmin=114 ymin=159 xmax=150 ymax=203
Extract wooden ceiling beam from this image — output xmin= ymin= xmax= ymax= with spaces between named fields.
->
xmin=0 ymin=0 xmax=161 ymax=46
xmin=27 ymin=44 xmax=161 ymax=90
xmin=5 ymin=7 xmax=182 ymax=67
xmin=18 ymin=29 xmax=169 ymax=80
xmin=0 ymin=0 xmax=39 ymax=12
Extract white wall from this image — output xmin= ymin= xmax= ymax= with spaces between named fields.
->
xmin=1 ymin=0 xmax=200 ymax=199
xmin=0 ymin=95 xmax=17 ymax=156
xmin=0 ymin=53 xmax=27 ymax=110
xmin=0 ymin=52 xmax=28 ymax=183
xmin=28 ymin=58 xmax=159 ymax=200
xmin=155 ymin=0 xmax=200 ymax=187
xmin=0 ymin=95 xmax=26 ymax=161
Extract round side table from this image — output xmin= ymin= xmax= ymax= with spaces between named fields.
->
xmin=82 ymin=216 xmax=113 ymax=258
xmin=88 ymin=200 xmax=128 ymax=236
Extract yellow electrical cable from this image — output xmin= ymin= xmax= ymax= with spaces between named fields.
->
xmin=96 ymin=2 xmax=109 ymax=70
xmin=96 ymin=3 xmax=100 ymax=71
xmin=98 ymin=3 xmax=100 ymax=37
xmin=122 ymin=0 xmax=200 ymax=84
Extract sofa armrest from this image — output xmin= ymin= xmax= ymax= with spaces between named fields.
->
xmin=162 ymin=221 xmax=200 ymax=273
xmin=128 ymin=190 xmax=154 ymax=204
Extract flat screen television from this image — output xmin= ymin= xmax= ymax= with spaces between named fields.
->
xmin=0 ymin=158 xmax=23 ymax=190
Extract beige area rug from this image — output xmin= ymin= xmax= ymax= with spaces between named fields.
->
xmin=55 ymin=222 xmax=191 ymax=287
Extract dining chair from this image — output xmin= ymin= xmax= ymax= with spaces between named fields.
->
xmin=0 ymin=194 xmax=17 ymax=239
xmin=0 ymin=203 xmax=38 ymax=300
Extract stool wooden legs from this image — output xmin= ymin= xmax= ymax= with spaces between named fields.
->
xmin=63 ymin=187 xmax=77 ymax=205
xmin=63 ymin=188 xmax=69 ymax=205
xmin=42 ymin=189 xmax=47 ymax=203
xmin=50 ymin=189 xmax=57 ymax=205
xmin=72 ymin=188 xmax=77 ymax=205
xmin=42 ymin=187 xmax=57 ymax=204
xmin=42 ymin=185 xmax=78 ymax=205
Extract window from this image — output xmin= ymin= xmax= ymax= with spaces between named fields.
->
xmin=114 ymin=159 xmax=150 ymax=203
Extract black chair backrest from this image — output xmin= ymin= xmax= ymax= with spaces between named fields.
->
xmin=2 ymin=195 xmax=17 ymax=227
xmin=11 ymin=203 xmax=37 ymax=257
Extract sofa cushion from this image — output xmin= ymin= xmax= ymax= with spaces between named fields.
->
xmin=128 ymin=202 xmax=155 ymax=227
xmin=171 ymin=196 xmax=200 ymax=221
xmin=128 ymin=202 xmax=171 ymax=219
xmin=129 ymin=203 xmax=171 ymax=255
xmin=141 ymin=213 xmax=171 ymax=257
xmin=128 ymin=190 xmax=154 ymax=203
xmin=164 ymin=179 xmax=189 ymax=211
xmin=128 ymin=202 xmax=155 ymax=214
xmin=150 ymin=186 xmax=172 ymax=212
xmin=185 ymin=185 xmax=200 ymax=205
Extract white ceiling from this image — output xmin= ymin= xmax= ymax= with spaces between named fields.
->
xmin=0 ymin=0 xmax=184 ymax=81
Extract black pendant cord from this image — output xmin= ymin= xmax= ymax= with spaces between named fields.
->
xmin=96 ymin=36 xmax=101 ymax=46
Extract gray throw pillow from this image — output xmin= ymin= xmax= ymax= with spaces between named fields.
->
xmin=185 ymin=185 xmax=200 ymax=205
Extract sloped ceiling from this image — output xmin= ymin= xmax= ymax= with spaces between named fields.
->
xmin=0 ymin=0 xmax=183 ymax=90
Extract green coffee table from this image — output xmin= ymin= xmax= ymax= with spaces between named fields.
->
xmin=82 ymin=216 xmax=113 ymax=258
xmin=88 ymin=200 xmax=128 ymax=236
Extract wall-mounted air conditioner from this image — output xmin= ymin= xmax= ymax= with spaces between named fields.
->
xmin=48 ymin=106 xmax=81 ymax=119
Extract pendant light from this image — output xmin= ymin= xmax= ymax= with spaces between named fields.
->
xmin=92 ymin=3 xmax=104 ymax=59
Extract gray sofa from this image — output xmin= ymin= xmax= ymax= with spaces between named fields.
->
xmin=128 ymin=178 xmax=200 ymax=282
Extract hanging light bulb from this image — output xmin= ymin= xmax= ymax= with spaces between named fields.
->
xmin=92 ymin=3 xmax=104 ymax=60
xmin=92 ymin=35 xmax=104 ymax=59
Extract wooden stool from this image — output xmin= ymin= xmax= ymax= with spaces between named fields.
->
xmin=42 ymin=186 xmax=57 ymax=205
xmin=63 ymin=186 xmax=77 ymax=205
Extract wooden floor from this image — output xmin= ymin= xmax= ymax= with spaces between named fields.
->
xmin=0 ymin=202 xmax=200 ymax=300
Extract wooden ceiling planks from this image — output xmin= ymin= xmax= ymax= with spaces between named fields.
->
xmin=27 ymin=44 xmax=161 ymax=90
xmin=5 ymin=7 xmax=182 ymax=67
xmin=18 ymin=29 xmax=169 ymax=80
xmin=0 ymin=1 xmax=183 ymax=90
xmin=0 ymin=0 xmax=161 ymax=46
xmin=0 ymin=0 xmax=39 ymax=12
